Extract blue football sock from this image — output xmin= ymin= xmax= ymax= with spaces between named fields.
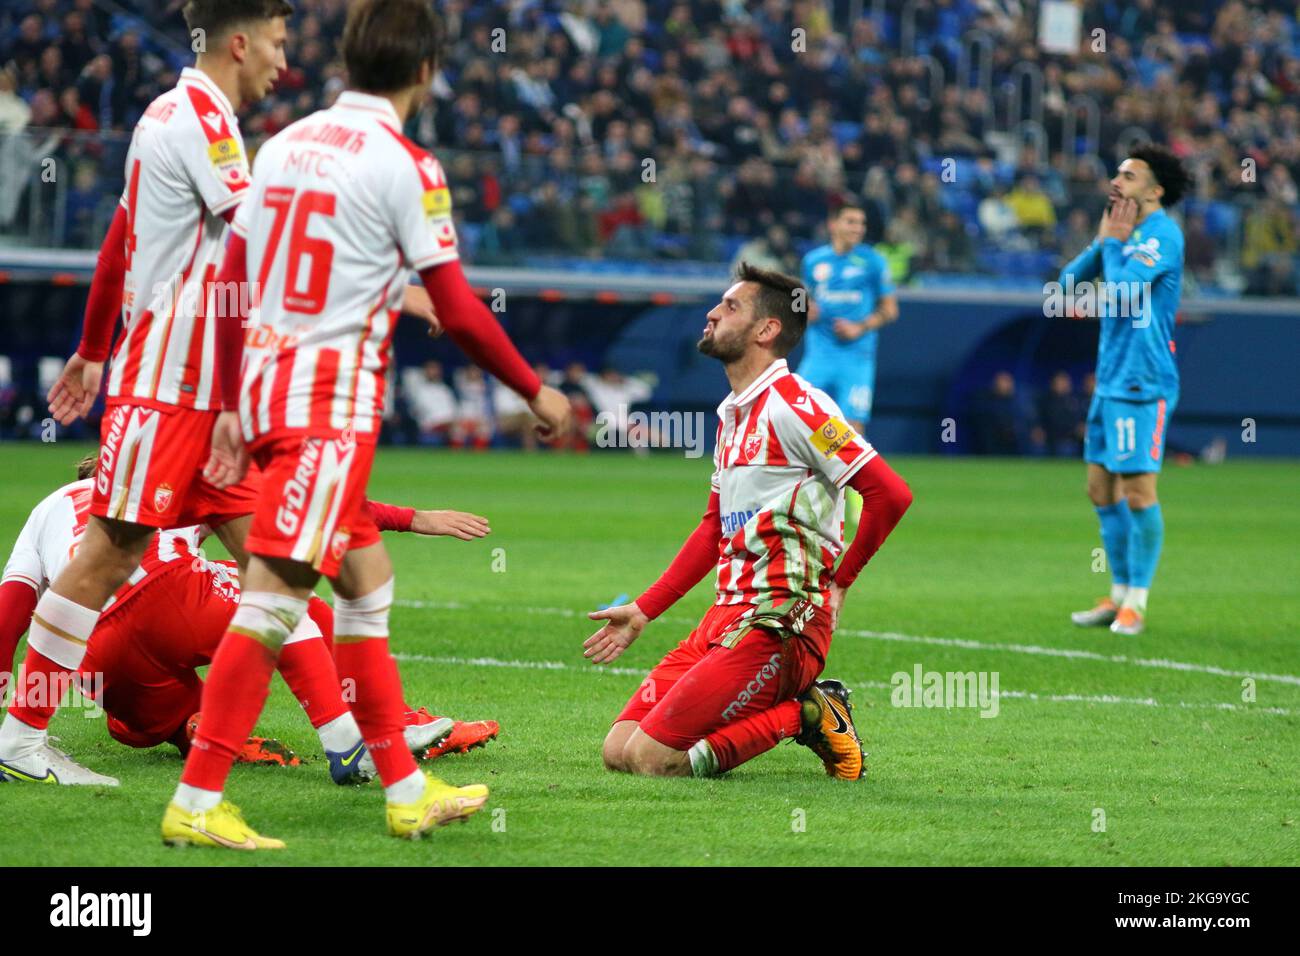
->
xmin=1127 ymin=503 xmax=1164 ymax=589
xmin=1095 ymin=501 xmax=1132 ymax=587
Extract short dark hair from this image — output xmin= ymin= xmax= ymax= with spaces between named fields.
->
xmin=832 ymin=198 xmax=865 ymax=219
xmin=183 ymin=0 xmax=293 ymax=40
xmin=735 ymin=261 xmax=806 ymax=357
xmin=1129 ymin=144 xmax=1190 ymax=207
xmin=76 ymin=452 xmax=98 ymax=481
xmin=343 ymin=0 xmax=442 ymax=94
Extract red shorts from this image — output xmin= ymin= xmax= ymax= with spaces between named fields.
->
xmin=92 ymin=401 xmax=259 ymax=528
xmin=615 ymin=601 xmax=832 ymax=751
xmin=244 ymin=434 xmax=381 ymax=578
xmin=79 ymin=561 xmax=239 ymax=749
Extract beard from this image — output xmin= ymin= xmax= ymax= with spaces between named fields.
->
xmin=697 ymin=328 xmax=747 ymax=363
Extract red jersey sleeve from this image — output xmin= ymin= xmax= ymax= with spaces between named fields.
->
xmin=833 ymin=455 xmax=912 ymax=589
xmin=634 ymin=490 xmax=721 ymax=620
xmin=364 ymin=499 xmax=415 ymax=533
xmin=77 ymin=204 xmax=128 ymax=362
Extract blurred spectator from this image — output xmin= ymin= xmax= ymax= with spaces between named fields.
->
xmin=729 ymin=224 xmax=799 ymax=275
xmin=1005 ymin=175 xmax=1057 ymax=238
xmin=402 ymin=360 xmax=457 ymax=443
xmin=972 ymin=371 xmax=1038 ymax=456
xmin=451 ymin=365 xmax=492 ymax=450
xmin=1038 ymin=371 xmax=1085 ymax=458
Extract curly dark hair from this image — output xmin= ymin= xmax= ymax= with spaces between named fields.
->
xmin=1128 ymin=144 xmax=1191 ymax=207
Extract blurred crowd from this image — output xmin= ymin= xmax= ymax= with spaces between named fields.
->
xmin=2 ymin=0 xmax=1299 ymax=291
xmin=969 ymin=368 xmax=1090 ymax=457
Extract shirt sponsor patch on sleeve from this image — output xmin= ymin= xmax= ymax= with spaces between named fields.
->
xmin=809 ymin=416 xmax=859 ymax=459
xmin=207 ymin=137 xmax=248 ymax=186
xmin=422 ymin=187 xmax=451 ymax=219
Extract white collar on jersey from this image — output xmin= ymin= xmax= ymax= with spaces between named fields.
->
xmin=723 ymin=358 xmax=788 ymax=410
xmin=179 ymin=66 xmax=235 ymax=115
xmin=334 ymin=90 xmax=402 ymax=131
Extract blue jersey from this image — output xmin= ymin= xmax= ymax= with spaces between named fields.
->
xmin=1058 ymin=207 xmax=1183 ymax=402
xmin=801 ymin=243 xmax=894 ymax=362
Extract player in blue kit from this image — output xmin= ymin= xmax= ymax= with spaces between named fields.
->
xmin=797 ymin=203 xmax=899 ymax=523
xmin=1059 ymin=144 xmax=1189 ymax=636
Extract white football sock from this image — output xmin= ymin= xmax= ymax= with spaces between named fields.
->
xmin=173 ymin=782 xmax=222 ymax=813
xmin=317 ymin=712 xmax=363 ymax=753
xmin=1123 ymin=587 xmax=1149 ymax=613
xmin=0 ymin=713 xmax=46 ymax=759
xmin=1110 ymin=584 xmax=1129 ymax=604
xmin=384 ymin=769 xmax=426 ymax=804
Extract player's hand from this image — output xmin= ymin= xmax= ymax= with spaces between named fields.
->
xmin=827 ymin=582 xmax=847 ymax=631
xmin=528 ymin=384 xmax=573 ymax=440
xmin=410 ymin=508 xmax=490 ymax=540
xmin=401 ymin=284 xmax=443 ymax=337
xmin=806 ymin=300 xmax=820 ymax=324
xmin=47 ymin=353 xmax=103 ymax=425
xmin=203 ymin=411 xmax=248 ymax=489
xmin=584 ymin=601 xmax=649 ymax=664
xmin=1101 ymin=197 xmax=1138 ymax=243
xmin=832 ymin=318 xmax=864 ymax=341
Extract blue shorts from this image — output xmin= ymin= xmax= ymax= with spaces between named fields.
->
xmin=1084 ymin=394 xmax=1176 ymax=474
xmin=795 ymin=355 xmax=876 ymax=424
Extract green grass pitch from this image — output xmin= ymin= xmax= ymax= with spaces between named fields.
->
xmin=0 ymin=442 xmax=1296 ymax=866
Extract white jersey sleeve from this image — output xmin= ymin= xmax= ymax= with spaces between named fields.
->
xmin=2 ymin=508 xmax=46 ymax=593
xmin=770 ymin=375 xmax=876 ymax=488
xmin=383 ymin=138 xmax=459 ymax=271
xmin=171 ymin=79 xmax=251 ymax=218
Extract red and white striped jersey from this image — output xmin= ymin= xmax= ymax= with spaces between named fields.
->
xmin=710 ymin=359 xmax=875 ymax=608
xmin=107 ymin=67 xmax=250 ymax=412
xmin=2 ymin=479 xmax=205 ymax=615
xmin=234 ymin=91 xmax=460 ymax=443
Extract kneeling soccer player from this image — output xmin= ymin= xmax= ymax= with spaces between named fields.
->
xmin=584 ymin=262 xmax=912 ymax=779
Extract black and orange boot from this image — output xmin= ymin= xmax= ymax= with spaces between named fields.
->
xmin=795 ymin=680 xmax=866 ymax=780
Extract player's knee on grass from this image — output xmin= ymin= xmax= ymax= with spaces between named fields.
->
xmin=603 ymin=721 xmax=638 ymax=772
xmin=622 ymin=729 xmax=690 ymax=777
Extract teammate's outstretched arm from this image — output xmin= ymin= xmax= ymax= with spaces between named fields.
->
xmin=364 ymin=499 xmax=490 ymax=541
xmin=418 ymin=259 xmax=572 ymax=438
xmin=48 ymin=206 xmax=129 ymax=424
xmin=584 ymin=490 xmax=721 ymax=664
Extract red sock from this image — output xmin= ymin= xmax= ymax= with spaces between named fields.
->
xmin=308 ymin=595 xmax=334 ymax=656
xmin=704 ymin=699 xmax=802 ymax=772
xmin=8 ymin=648 xmax=70 ymax=731
xmin=333 ymin=638 xmax=416 ymax=786
xmin=277 ymin=638 xmax=348 ymax=729
xmin=181 ymin=632 xmax=277 ymax=792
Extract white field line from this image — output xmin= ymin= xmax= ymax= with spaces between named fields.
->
xmin=394 ymin=598 xmax=1300 ymax=688
xmin=390 ymin=651 xmax=1294 ymax=717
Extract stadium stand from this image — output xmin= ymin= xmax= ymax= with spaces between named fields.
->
xmin=2 ymin=0 xmax=1299 ymax=293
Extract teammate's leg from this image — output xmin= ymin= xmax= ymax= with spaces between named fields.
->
xmin=0 ymin=516 xmax=151 ymax=783
xmin=332 ymin=540 xmax=488 ymax=836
